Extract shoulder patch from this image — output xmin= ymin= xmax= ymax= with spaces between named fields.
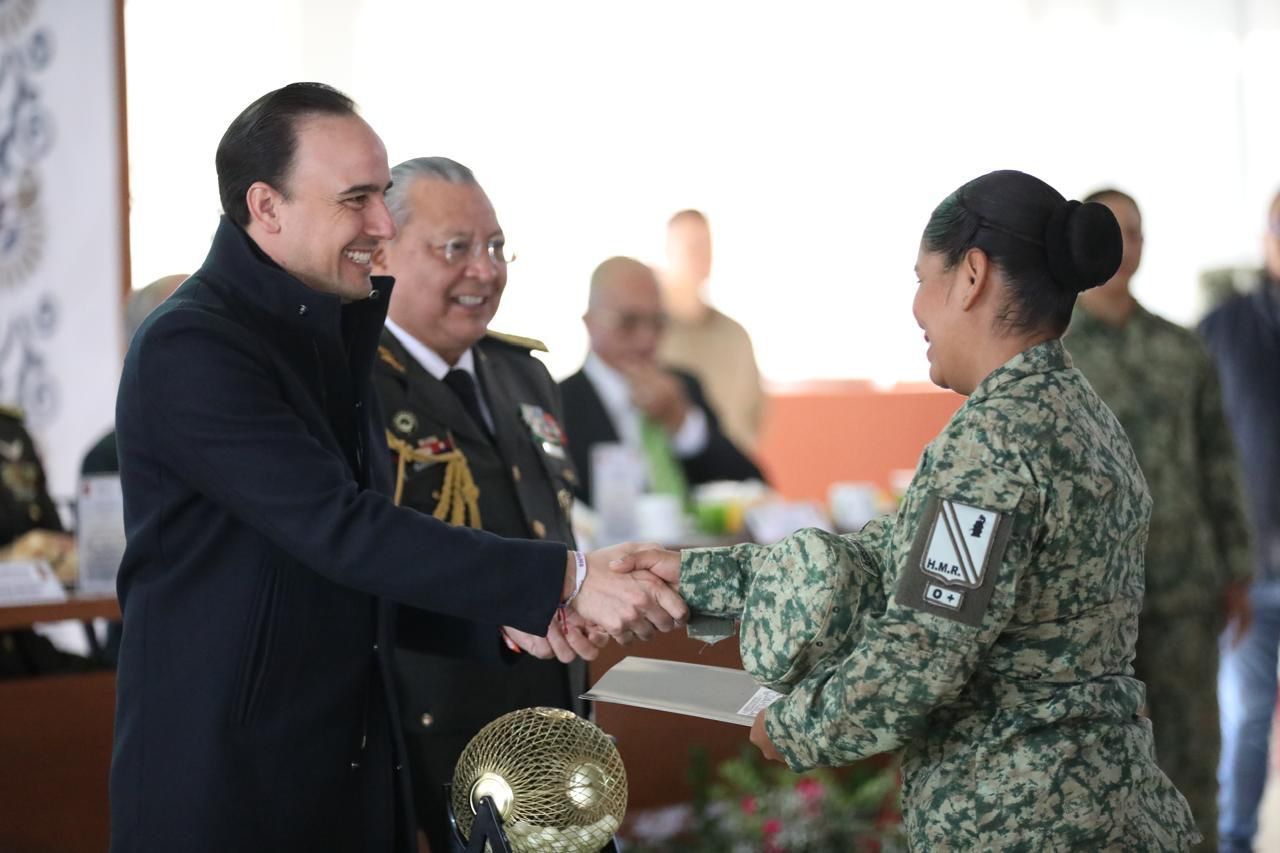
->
xmin=894 ymin=494 xmax=1013 ymax=627
xmin=0 ymin=404 xmax=21 ymax=420
xmin=485 ymin=329 xmax=548 ymax=352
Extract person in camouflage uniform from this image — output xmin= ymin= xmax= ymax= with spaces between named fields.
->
xmin=619 ymin=171 xmax=1200 ymax=851
xmin=1064 ymin=189 xmax=1252 ymax=850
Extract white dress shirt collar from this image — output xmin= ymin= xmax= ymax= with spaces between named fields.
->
xmin=385 ymin=318 xmax=478 ymax=381
xmin=385 ymin=319 xmax=493 ymax=431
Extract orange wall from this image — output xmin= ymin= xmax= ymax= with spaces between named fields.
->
xmin=754 ymin=381 xmax=963 ymax=504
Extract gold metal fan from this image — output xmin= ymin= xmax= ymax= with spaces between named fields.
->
xmin=451 ymin=707 xmax=627 ymax=853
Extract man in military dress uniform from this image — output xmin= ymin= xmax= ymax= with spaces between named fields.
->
xmin=0 ymin=405 xmax=81 ymax=676
xmin=0 ymin=405 xmax=62 ymax=544
xmin=370 ymin=157 xmax=585 ymax=852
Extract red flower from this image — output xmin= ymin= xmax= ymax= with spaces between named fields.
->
xmin=794 ymin=777 xmax=824 ymax=802
xmin=741 ymin=795 xmax=757 ymax=815
xmin=763 ymin=818 xmax=785 ymax=853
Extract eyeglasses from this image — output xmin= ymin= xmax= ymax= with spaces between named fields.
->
xmin=430 ymin=237 xmax=517 ymax=267
xmin=607 ymin=311 xmax=667 ymax=334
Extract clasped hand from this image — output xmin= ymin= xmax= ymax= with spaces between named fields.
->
xmin=501 ymin=542 xmax=686 ymax=662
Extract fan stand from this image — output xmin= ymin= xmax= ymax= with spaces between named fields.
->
xmin=456 ymin=795 xmax=514 ymax=853
xmin=447 ymin=792 xmax=621 ymax=853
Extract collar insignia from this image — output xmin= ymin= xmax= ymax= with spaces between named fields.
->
xmin=392 ymin=410 xmax=417 ymax=434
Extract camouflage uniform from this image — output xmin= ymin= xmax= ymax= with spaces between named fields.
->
xmin=680 ymin=341 xmax=1200 ymax=851
xmin=1066 ymin=304 xmax=1252 ymax=849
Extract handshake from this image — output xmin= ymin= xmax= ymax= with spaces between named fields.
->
xmin=500 ymin=543 xmax=686 ymax=663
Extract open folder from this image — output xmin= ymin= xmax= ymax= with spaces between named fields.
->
xmin=582 ymin=657 xmax=783 ymax=727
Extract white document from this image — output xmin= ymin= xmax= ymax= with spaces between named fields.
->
xmin=76 ymin=474 xmax=126 ymax=594
xmin=582 ymin=657 xmax=783 ymax=727
xmin=0 ymin=560 xmax=68 ymax=606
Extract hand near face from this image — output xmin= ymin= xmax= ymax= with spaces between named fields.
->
xmin=569 ymin=544 xmax=688 ymax=643
xmin=620 ymin=363 xmax=690 ymax=433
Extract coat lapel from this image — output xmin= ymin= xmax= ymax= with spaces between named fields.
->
xmin=476 ymin=347 xmax=525 ymax=467
xmin=383 ymin=334 xmax=491 ymax=447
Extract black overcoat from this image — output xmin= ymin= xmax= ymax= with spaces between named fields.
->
xmin=109 ymin=218 xmax=565 ymax=853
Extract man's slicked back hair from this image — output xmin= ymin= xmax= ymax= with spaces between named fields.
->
xmin=215 ymin=82 xmax=357 ymax=227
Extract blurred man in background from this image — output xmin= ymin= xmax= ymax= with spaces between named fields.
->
xmin=659 ymin=210 xmax=765 ymax=453
xmin=1066 ymin=188 xmax=1252 ymax=850
xmin=1200 ymin=189 xmax=1280 ymax=853
xmin=0 ymin=403 xmax=84 ymax=677
xmin=81 ymin=273 xmax=187 ymax=477
xmin=561 ymin=255 xmax=761 ymax=509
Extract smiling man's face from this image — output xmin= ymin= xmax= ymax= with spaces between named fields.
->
xmin=268 ymin=113 xmax=395 ymax=300
xmin=379 ymin=177 xmax=507 ymax=365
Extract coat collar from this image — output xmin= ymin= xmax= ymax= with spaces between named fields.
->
xmin=197 ymin=216 xmax=394 ymax=339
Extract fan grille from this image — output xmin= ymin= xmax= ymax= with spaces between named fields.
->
xmin=451 ymin=707 xmax=627 ymax=853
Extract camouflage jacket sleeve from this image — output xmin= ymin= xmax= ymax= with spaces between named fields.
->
xmin=764 ymin=444 xmax=1038 ymax=771
xmin=677 ymin=542 xmax=759 ymax=616
xmin=856 ymin=514 xmax=896 ymax=571
xmin=1195 ymin=357 xmax=1253 ymax=586
xmin=679 ymin=518 xmax=896 ymax=617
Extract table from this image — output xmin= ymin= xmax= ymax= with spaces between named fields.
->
xmin=0 ymin=595 xmax=119 ymax=853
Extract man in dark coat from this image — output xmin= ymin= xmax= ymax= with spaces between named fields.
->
xmin=109 ymin=83 xmax=686 ymax=853
xmin=559 ymin=256 xmax=763 ymax=508
xmin=369 ymin=156 xmax=586 ymax=851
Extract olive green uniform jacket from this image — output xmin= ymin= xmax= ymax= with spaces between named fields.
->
xmin=1065 ymin=304 xmax=1251 ymax=847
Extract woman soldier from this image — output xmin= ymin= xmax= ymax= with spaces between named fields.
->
xmin=619 ymin=170 xmax=1200 ymax=850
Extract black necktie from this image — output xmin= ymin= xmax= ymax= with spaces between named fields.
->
xmin=443 ymin=369 xmax=490 ymax=436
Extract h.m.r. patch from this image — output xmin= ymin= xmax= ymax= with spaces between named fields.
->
xmin=894 ymin=494 xmax=1013 ymax=627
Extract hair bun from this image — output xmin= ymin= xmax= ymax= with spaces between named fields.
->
xmin=1043 ymin=200 xmax=1122 ymax=293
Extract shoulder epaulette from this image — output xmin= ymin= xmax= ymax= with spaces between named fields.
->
xmin=0 ymin=403 xmax=23 ymax=420
xmin=377 ymin=344 xmax=407 ymax=374
xmin=485 ymin=330 xmax=548 ymax=353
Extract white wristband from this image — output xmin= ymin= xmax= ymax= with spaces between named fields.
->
xmin=564 ymin=550 xmax=587 ymax=605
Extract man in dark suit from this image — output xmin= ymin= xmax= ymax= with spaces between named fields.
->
xmin=370 ymin=157 xmax=587 ymax=852
xmin=560 ymin=256 xmax=762 ymax=508
xmin=109 ymin=84 xmax=686 ymax=853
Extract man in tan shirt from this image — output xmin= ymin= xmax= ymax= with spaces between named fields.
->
xmin=658 ymin=209 xmax=765 ymax=453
